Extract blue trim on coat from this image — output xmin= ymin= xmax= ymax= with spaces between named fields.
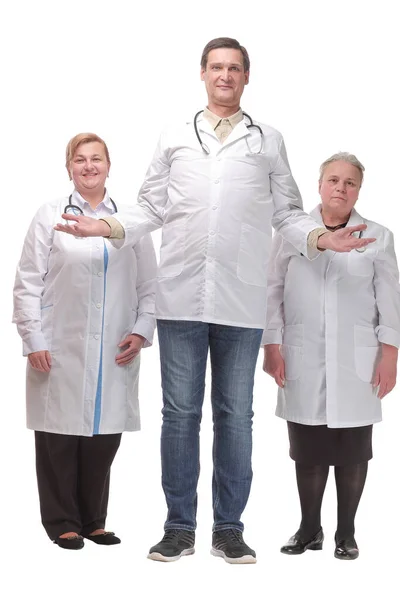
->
xmin=93 ymin=242 xmax=109 ymax=435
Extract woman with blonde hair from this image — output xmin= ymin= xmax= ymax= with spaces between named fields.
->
xmin=13 ymin=133 xmax=156 ymax=549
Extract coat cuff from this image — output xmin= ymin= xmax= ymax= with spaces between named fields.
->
xmin=99 ymin=217 xmax=125 ymax=239
xmin=131 ymin=316 xmax=156 ymax=348
xmin=22 ymin=333 xmax=49 ymax=356
xmin=376 ymin=325 xmax=400 ymax=348
xmin=261 ymin=329 xmax=283 ymax=346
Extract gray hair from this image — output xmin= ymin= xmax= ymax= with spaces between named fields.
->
xmin=319 ymin=152 xmax=365 ymax=186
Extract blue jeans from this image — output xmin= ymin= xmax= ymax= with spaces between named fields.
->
xmin=157 ymin=320 xmax=262 ymax=532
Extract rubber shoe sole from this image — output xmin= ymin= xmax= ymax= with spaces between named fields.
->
xmin=147 ymin=547 xmax=195 ymax=562
xmin=211 ymin=547 xmax=257 ymax=564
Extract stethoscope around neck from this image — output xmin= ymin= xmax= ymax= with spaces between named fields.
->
xmin=64 ymin=194 xmax=118 ymax=216
xmin=194 ymin=110 xmax=264 ymax=155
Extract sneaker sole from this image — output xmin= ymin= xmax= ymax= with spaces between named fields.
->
xmin=210 ymin=548 xmax=257 ymax=564
xmin=147 ymin=548 xmax=195 ymax=562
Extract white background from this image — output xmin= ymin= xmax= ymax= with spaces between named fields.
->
xmin=1 ymin=1 xmax=399 ymax=598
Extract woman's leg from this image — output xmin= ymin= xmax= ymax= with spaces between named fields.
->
xmin=78 ymin=433 xmax=122 ymax=537
xmin=334 ymin=461 xmax=368 ymax=541
xmin=35 ymin=431 xmax=81 ymax=539
xmin=295 ymin=462 xmax=330 ymax=540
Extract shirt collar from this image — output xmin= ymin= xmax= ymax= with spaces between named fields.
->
xmin=203 ymin=107 xmax=243 ymax=130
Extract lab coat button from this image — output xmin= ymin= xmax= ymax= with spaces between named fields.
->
xmin=209 ymin=230 xmax=215 ymax=236
xmin=214 ymin=179 xmax=220 ymax=184
xmin=96 ymin=303 xmax=101 ymax=308
xmin=212 ymin=205 xmax=218 ymax=210
xmin=98 ymin=271 xmax=103 ymax=277
xmin=94 ymin=334 xmax=100 ymax=340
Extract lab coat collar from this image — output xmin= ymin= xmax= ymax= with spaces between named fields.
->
xmin=71 ymin=189 xmax=115 ymax=213
xmin=310 ymin=204 xmax=365 ymax=228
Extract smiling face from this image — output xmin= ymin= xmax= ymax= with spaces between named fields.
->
xmin=319 ymin=160 xmax=362 ymax=219
xmin=69 ymin=141 xmax=110 ymax=197
xmin=201 ymin=47 xmax=249 ymax=113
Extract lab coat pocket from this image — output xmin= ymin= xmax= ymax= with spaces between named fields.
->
xmin=354 ymin=325 xmax=380 ymax=383
xmin=347 ymin=249 xmax=375 ymax=277
xmin=237 ymin=223 xmax=268 ymax=287
xmin=282 ymin=324 xmax=303 ymax=381
xmin=158 ymin=219 xmax=186 ymax=278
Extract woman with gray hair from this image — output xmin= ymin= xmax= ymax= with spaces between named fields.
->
xmin=263 ymin=152 xmax=400 ymax=559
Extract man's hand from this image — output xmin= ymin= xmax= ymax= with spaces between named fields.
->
xmin=54 ymin=214 xmax=111 ymax=237
xmin=317 ymin=224 xmax=376 ymax=252
xmin=263 ymin=344 xmax=285 ymax=388
xmin=372 ymin=344 xmax=398 ymax=399
xmin=116 ymin=334 xmax=145 ymax=366
xmin=28 ymin=350 xmax=52 ymax=372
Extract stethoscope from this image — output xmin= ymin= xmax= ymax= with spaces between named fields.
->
xmin=64 ymin=194 xmax=118 ymax=215
xmin=194 ymin=110 xmax=264 ymax=155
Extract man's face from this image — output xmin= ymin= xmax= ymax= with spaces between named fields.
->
xmin=201 ymin=48 xmax=249 ymax=109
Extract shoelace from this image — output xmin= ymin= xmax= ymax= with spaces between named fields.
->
xmin=220 ymin=529 xmax=244 ymax=546
xmin=162 ymin=529 xmax=190 ymax=542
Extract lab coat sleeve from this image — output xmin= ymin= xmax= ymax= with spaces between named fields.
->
xmin=131 ymin=234 xmax=157 ymax=347
xmin=111 ymin=131 xmax=170 ymax=249
xmin=270 ymin=136 xmax=320 ymax=260
xmin=12 ymin=204 xmax=55 ymax=355
xmin=374 ymin=229 xmax=400 ymax=348
xmin=262 ymin=234 xmax=291 ymax=345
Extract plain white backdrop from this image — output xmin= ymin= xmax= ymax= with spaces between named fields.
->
xmin=1 ymin=1 xmax=399 ymax=598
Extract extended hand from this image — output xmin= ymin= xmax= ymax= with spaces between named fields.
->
xmin=372 ymin=345 xmax=398 ymax=399
xmin=28 ymin=350 xmax=52 ymax=372
xmin=317 ymin=224 xmax=376 ymax=252
xmin=263 ymin=344 xmax=285 ymax=388
xmin=116 ymin=334 xmax=145 ymax=366
xmin=54 ymin=214 xmax=111 ymax=237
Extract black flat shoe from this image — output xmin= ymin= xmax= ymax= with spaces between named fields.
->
xmin=54 ymin=535 xmax=84 ymax=550
xmin=84 ymin=531 xmax=121 ymax=545
xmin=334 ymin=536 xmax=359 ymax=560
xmin=280 ymin=528 xmax=324 ymax=555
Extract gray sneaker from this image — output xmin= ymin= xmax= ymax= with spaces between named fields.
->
xmin=211 ymin=529 xmax=256 ymax=564
xmin=148 ymin=529 xmax=195 ymax=562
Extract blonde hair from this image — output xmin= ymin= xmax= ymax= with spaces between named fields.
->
xmin=319 ymin=152 xmax=365 ymax=186
xmin=65 ymin=133 xmax=111 ymax=170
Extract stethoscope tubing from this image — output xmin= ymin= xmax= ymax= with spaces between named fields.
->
xmin=64 ymin=194 xmax=118 ymax=215
xmin=194 ymin=110 xmax=263 ymax=154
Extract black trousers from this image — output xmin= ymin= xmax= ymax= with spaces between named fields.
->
xmin=35 ymin=431 xmax=122 ymax=540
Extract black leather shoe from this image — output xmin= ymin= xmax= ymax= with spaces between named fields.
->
xmin=334 ymin=536 xmax=359 ymax=560
xmin=280 ymin=528 xmax=324 ymax=555
xmin=53 ymin=535 xmax=84 ymax=550
xmin=84 ymin=531 xmax=121 ymax=545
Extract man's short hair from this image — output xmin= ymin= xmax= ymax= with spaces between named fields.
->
xmin=201 ymin=37 xmax=250 ymax=72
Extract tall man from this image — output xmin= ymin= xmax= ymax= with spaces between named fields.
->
xmin=56 ymin=38 xmax=374 ymax=563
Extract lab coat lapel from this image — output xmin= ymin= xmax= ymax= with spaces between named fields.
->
xmin=220 ymin=119 xmax=250 ymax=150
xmin=197 ymin=116 xmax=219 ymax=142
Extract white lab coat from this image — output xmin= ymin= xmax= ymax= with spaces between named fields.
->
xmin=110 ymin=113 xmax=321 ymax=328
xmin=263 ymin=205 xmax=400 ymax=428
xmin=13 ymin=191 xmax=157 ymax=436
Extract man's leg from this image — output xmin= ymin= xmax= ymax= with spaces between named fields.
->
xmin=148 ymin=320 xmax=208 ymax=562
xmin=209 ymin=324 xmax=262 ymax=563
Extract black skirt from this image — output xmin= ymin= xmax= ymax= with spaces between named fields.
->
xmin=287 ymin=421 xmax=373 ymax=466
